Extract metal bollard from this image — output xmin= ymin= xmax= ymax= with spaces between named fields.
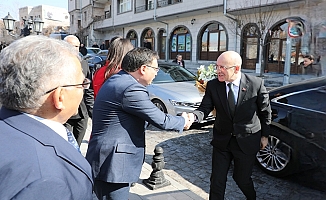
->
xmin=143 ymin=146 xmax=171 ymax=190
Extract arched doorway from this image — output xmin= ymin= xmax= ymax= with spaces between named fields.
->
xmin=241 ymin=23 xmax=260 ymax=70
xmin=126 ymin=30 xmax=138 ymax=47
xmin=198 ymin=22 xmax=227 ymax=61
xmin=266 ymin=21 xmax=302 ymax=74
xmin=141 ymin=28 xmax=154 ymax=50
xmin=157 ymin=28 xmax=167 ymax=59
xmin=170 ymin=26 xmax=191 ymax=60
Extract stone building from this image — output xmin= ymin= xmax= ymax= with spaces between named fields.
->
xmin=68 ymin=0 xmax=326 ymax=75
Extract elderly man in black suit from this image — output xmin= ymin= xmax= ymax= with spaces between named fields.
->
xmin=190 ymin=51 xmax=272 ymax=200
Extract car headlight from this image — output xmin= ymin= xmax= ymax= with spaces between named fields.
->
xmin=169 ymin=99 xmax=197 ymax=107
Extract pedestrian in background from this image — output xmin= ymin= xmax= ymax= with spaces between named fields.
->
xmin=173 ymin=54 xmax=185 ymax=68
xmin=92 ymin=42 xmax=99 ymax=48
xmin=92 ymin=37 xmax=134 ymax=98
xmin=302 ymin=54 xmax=322 ymax=76
xmin=0 ymin=35 xmax=93 ymax=199
xmin=64 ymin=35 xmax=94 ymax=146
xmin=190 ymin=51 xmax=272 ymax=200
xmin=80 ymin=43 xmax=87 ymax=56
xmin=100 ymin=41 xmax=107 ymax=50
xmin=86 ymin=47 xmax=194 ymax=200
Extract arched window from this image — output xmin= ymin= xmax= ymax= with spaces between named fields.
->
xmin=126 ymin=30 xmax=138 ymax=47
xmin=141 ymin=28 xmax=154 ymax=50
xmin=170 ymin=27 xmax=191 ymax=60
xmin=199 ymin=23 xmax=226 ymax=61
xmin=266 ymin=21 xmax=301 ymax=74
xmin=157 ymin=29 xmax=167 ymax=59
xmin=241 ymin=24 xmax=260 ymax=70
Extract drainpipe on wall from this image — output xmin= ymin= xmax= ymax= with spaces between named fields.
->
xmin=154 ymin=0 xmax=169 ymax=61
xmin=223 ymin=0 xmax=238 ymax=50
xmin=80 ymin=0 xmax=83 ymax=42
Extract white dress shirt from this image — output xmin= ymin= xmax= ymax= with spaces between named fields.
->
xmin=24 ymin=113 xmax=68 ymax=141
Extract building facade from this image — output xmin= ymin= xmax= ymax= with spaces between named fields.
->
xmin=68 ymin=0 xmax=326 ymax=74
xmin=19 ymin=5 xmax=70 ymax=36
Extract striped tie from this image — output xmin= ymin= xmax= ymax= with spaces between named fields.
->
xmin=66 ymin=128 xmax=81 ymax=153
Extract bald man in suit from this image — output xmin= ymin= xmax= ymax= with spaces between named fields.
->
xmin=190 ymin=51 xmax=272 ymax=200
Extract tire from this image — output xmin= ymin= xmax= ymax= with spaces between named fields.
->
xmin=256 ymin=132 xmax=294 ymax=177
xmin=152 ymin=99 xmax=167 ymax=113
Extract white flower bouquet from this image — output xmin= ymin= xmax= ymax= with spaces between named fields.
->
xmin=195 ymin=64 xmax=217 ymax=93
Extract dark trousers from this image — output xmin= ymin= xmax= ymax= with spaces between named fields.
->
xmin=209 ymin=137 xmax=256 ymax=200
xmin=64 ymin=117 xmax=88 ymax=146
xmin=94 ymin=180 xmax=130 ymax=200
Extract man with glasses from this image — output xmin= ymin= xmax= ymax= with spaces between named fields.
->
xmin=64 ymin=35 xmax=94 ymax=146
xmin=0 ymin=36 xmax=93 ymax=199
xmin=190 ymin=51 xmax=272 ymax=200
xmin=86 ymin=47 xmax=194 ymax=200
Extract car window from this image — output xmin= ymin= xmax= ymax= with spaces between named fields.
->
xmin=152 ymin=65 xmax=196 ymax=84
xmin=276 ymin=87 xmax=326 ymax=112
xmin=88 ymin=48 xmax=100 ymax=54
xmin=98 ymin=51 xmax=108 ymax=56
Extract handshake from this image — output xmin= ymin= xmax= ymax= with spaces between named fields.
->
xmin=181 ymin=112 xmax=196 ymax=130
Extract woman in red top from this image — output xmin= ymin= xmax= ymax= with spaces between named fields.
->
xmin=93 ymin=37 xmax=134 ymax=98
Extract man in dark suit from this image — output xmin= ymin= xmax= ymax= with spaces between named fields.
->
xmin=64 ymin=35 xmax=94 ymax=146
xmin=100 ymin=41 xmax=107 ymax=50
xmin=86 ymin=47 xmax=193 ymax=200
xmin=191 ymin=51 xmax=272 ymax=200
xmin=0 ymin=36 xmax=93 ymax=199
xmin=172 ymin=54 xmax=185 ymax=68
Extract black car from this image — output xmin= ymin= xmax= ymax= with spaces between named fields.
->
xmin=86 ymin=50 xmax=107 ymax=75
xmin=256 ymin=77 xmax=326 ymax=191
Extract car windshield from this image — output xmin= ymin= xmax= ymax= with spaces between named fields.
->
xmin=98 ymin=50 xmax=108 ymax=56
xmin=152 ymin=64 xmax=196 ymax=83
xmin=88 ymin=48 xmax=100 ymax=54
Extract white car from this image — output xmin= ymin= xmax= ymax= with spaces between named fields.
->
xmin=147 ymin=62 xmax=214 ymax=122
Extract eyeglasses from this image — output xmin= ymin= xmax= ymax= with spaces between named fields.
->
xmin=146 ymin=65 xmax=160 ymax=72
xmin=44 ymin=78 xmax=91 ymax=94
xmin=216 ymin=65 xmax=236 ymax=70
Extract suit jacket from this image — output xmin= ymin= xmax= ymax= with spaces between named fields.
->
xmin=193 ymin=73 xmax=271 ymax=155
xmin=86 ymin=70 xmax=185 ymax=183
xmin=0 ymin=107 xmax=93 ymax=199
xmin=69 ymin=59 xmax=94 ymax=119
xmin=172 ymin=59 xmax=185 ymax=68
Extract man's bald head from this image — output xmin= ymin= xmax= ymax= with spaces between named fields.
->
xmin=64 ymin=35 xmax=80 ymax=52
xmin=217 ymin=51 xmax=242 ymax=69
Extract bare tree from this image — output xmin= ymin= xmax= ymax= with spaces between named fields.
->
xmin=226 ymin=0 xmax=280 ymax=76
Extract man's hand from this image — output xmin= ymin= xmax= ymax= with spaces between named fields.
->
xmin=260 ymin=136 xmax=268 ymax=150
xmin=182 ymin=112 xmax=194 ymax=130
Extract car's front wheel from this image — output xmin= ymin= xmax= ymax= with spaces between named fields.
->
xmin=152 ymin=99 xmax=167 ymax=113
xmin=256 ymin=135 xmax=293 ymax=177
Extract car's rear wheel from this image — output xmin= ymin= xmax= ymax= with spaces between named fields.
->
xmin=152 ymin=99 xmax=167 ymax=113
xmin=256 ymin=134 xmax=293 ymax=177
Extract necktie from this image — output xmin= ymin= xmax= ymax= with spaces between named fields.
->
xmin=227 ymin=83 xmax=236 ymax=117
xmin=66 ymin=128 xmax=81 ymax=153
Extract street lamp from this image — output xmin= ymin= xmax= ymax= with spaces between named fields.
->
xmin=33 ymin=17 xmax=44 ymax=35
xmin=2 ymin=12 xmax=16 ymax=32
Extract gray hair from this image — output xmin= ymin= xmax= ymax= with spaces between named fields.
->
xmin=0 ymin=35 xmax=80 ymax=111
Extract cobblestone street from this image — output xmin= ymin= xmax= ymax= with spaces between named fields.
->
xmin=144 ymin=123 xmax=326 ymax=200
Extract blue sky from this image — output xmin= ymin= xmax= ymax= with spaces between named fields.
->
xmin=0 ymin=0 xmax=68 ymax=20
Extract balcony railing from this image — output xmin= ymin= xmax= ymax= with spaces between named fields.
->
xmin=92 ymin=10 xmax=111 ymax=22
xmin=135 ymin=0 xmax=183 ymax=14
